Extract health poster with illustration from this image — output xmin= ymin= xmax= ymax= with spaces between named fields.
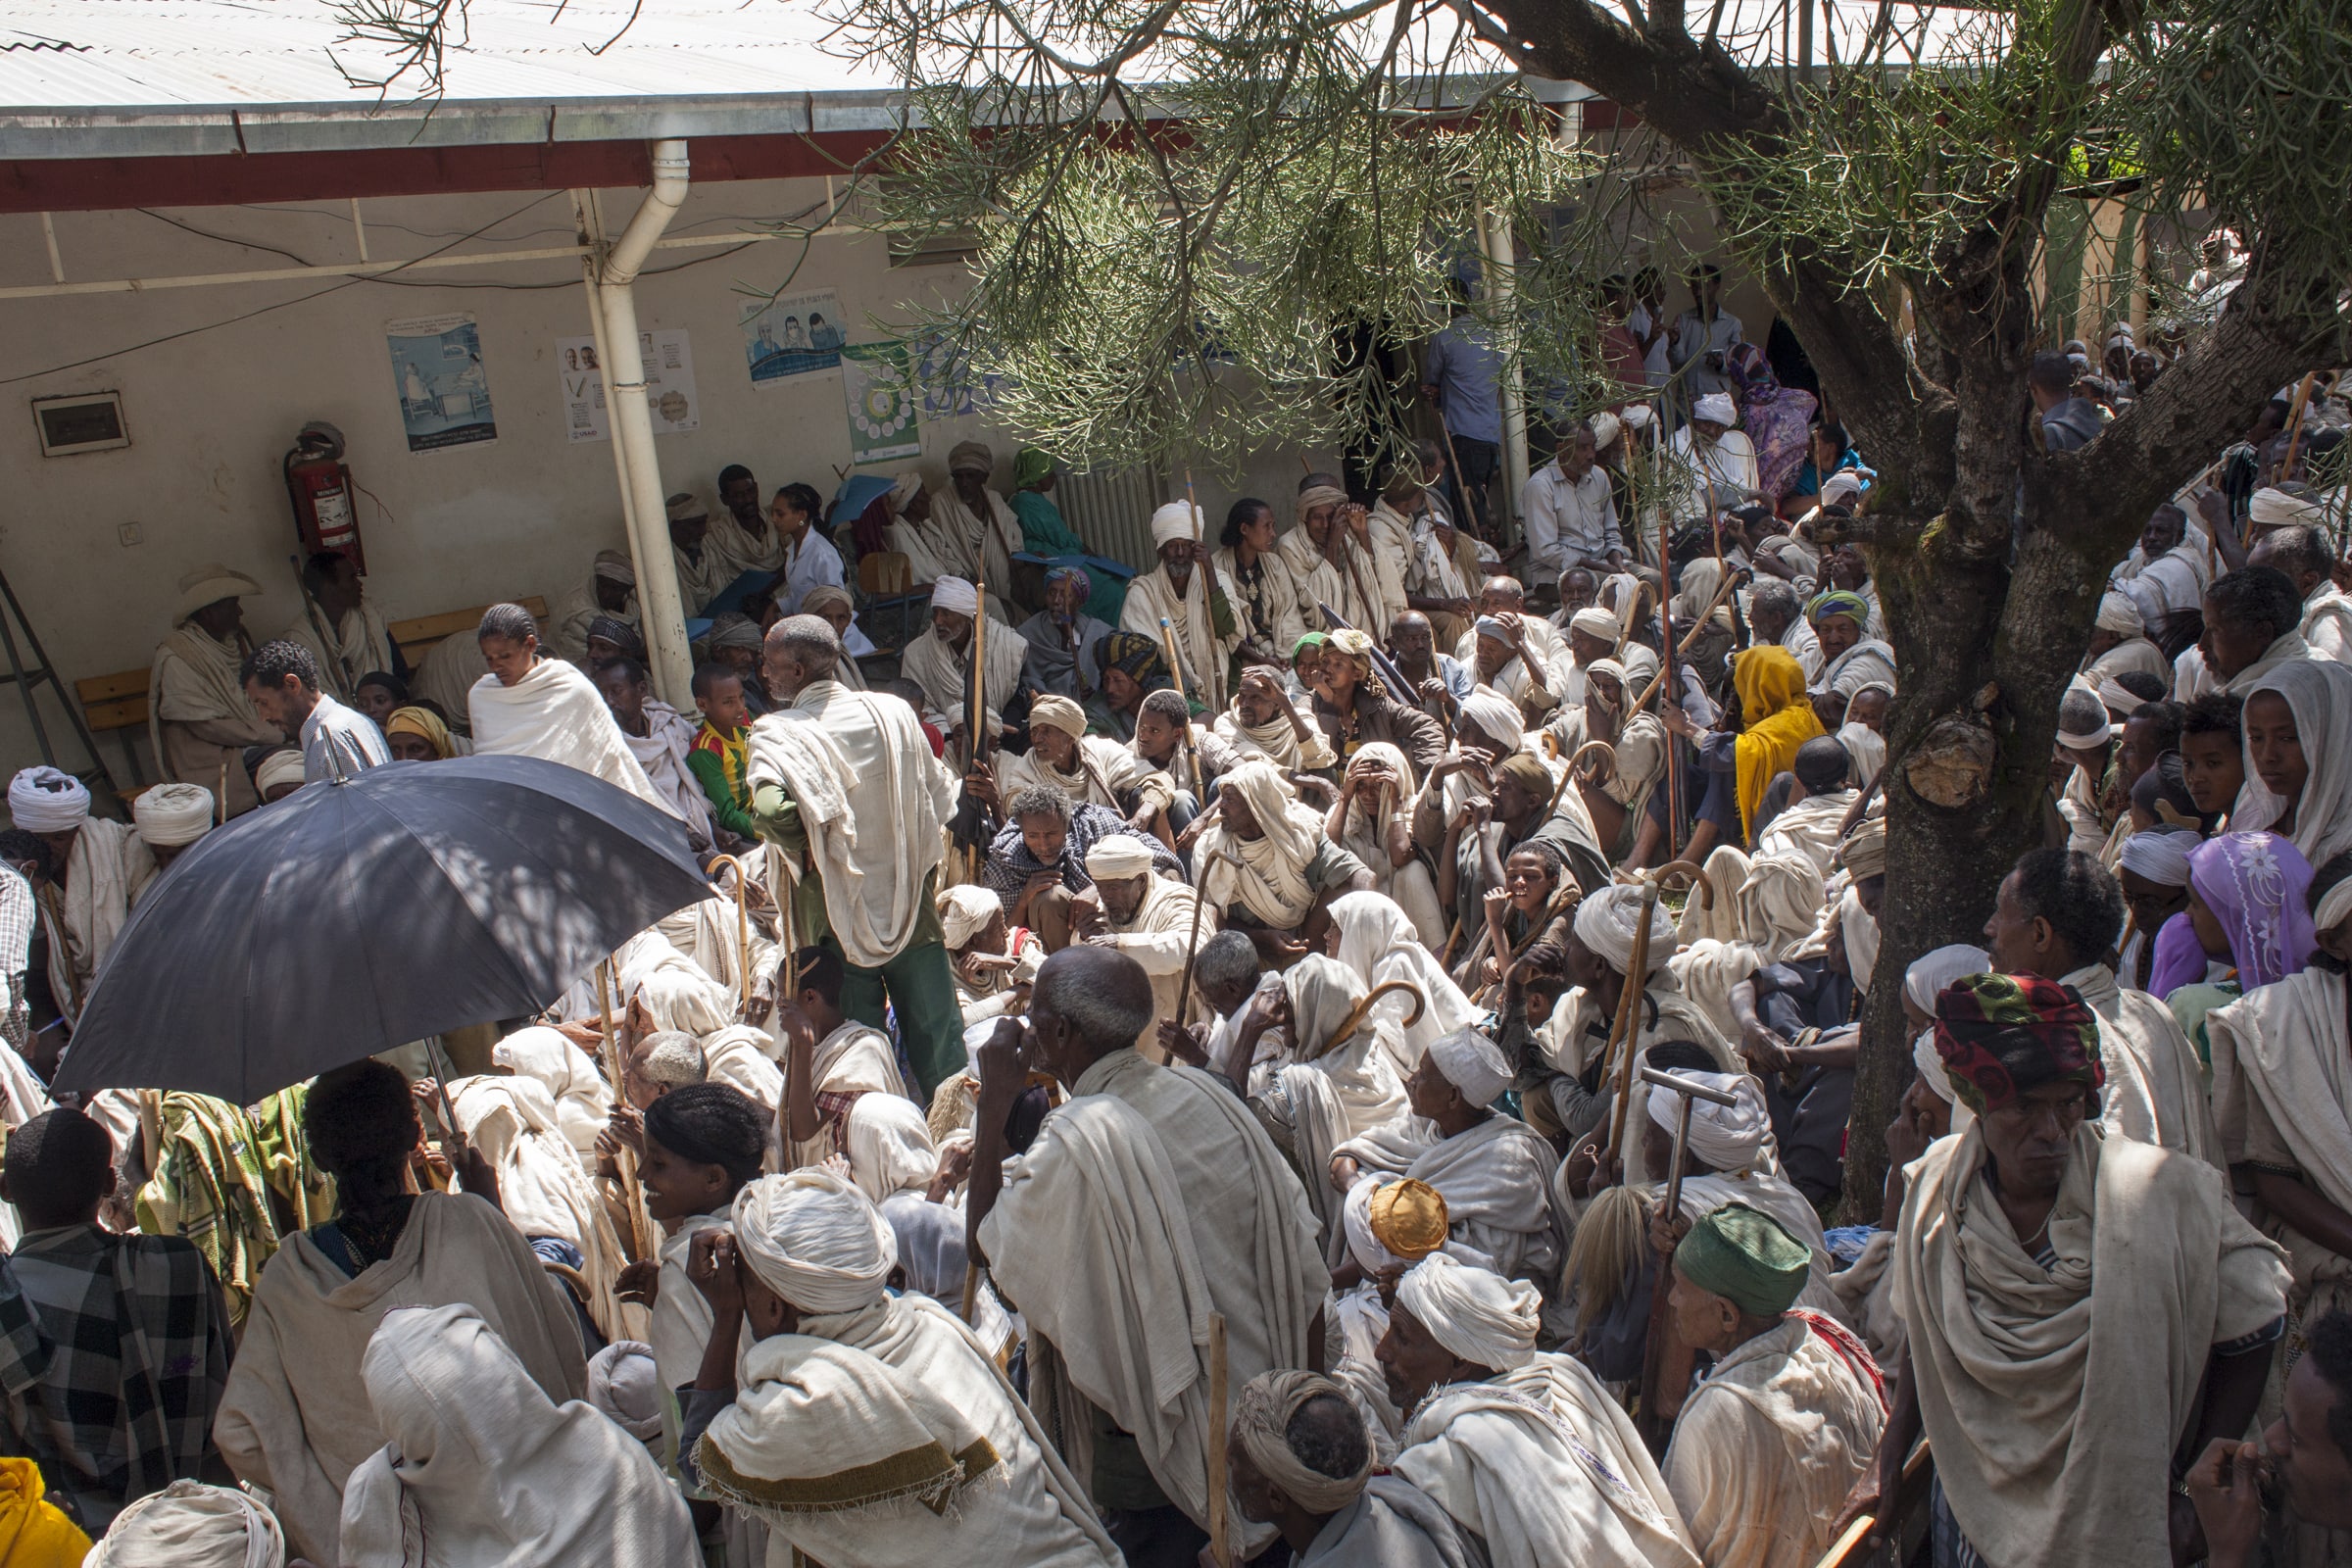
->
xmin=387 ymin=314 xmax=496 ymax=453
xmin=743 ymin=289 xmax=846 ymax=387
xmin=842 ymin=342 xmax=921 ymax=463
xmin=559 ymin=330 xmax=700 ymax=443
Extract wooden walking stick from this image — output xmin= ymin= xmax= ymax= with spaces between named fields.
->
xmin=1602 ymin=876 xmax=1664 ymax=1160
xmin=1635 ymin=1064 xmax=1741 ymax=1451
xmin=1205 ymin=1310 xmax=1233 ymax=1568
xmin=1434 ymin=409 xmax=1484 ymax=544
xmin=596 ymin=959 xmax=652 ymax=1260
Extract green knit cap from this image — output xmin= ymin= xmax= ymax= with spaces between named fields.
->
xmin=1674 ymin=1202 xmax=1809 ymax=1318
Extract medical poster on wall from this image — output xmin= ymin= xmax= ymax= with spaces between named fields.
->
xmin=743 ymin=289 xmax=846 ymax=387
xmin=842 ymin=341 xmax=922 ymax=464
xmin=559 ymin=330 xmax=700 ymax=444
xmin=386 ymin=314 xmax=496 ymax=453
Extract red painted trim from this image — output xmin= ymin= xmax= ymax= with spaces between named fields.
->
xmin=0 ymin=129 xmax=894 ymax=214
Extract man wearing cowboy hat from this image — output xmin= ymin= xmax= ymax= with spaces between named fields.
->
xmin=147 ymin=564 xmax=280 ymax=819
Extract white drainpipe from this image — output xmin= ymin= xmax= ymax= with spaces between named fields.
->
xmin=596 ymin=141 xmax=695 ymax=707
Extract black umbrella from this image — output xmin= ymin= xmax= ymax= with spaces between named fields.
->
xmin=54 ymin=755 xmax=715 ymax=1103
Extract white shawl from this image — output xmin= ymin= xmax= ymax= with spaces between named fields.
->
xmin=467 ymin=658 xmax=673 ymax=815
xmin=2060 ymin=962 xmax=2225 ymax=1168
xmin=1197 ymin=761 xmax=1325 ymax=930
xmin=340 ymin=1303 xmax=694 ymax=1568
xmin=2207 ymin=969 xmax=2352 ymax=1313
xmin=47 ymin=817 xmax=155 ymax=1023
xmin=215 ymin=1193 xmax=590 ymax=1565
xmin=278 ymin=602 xmax=395 ymax=704
xmin=931 ymin=484 xmax=1024 ymax=592
xmin=619 ymin=697 xmax=713 ymax=841
xmin=489 ymin=1025 xmax=614 ymax=1163
xmin=746 ymin=683 xmax=956 ymax=969
xmin=1892 ymin=1125 xmax=2287 ymax=1568
xmin=900 ymin=616 xmax=1030 ymax=740
xmin=1330 ymin=890 xmax=1477 ymax=1068
xmin=1395 ymin=1353 xmax=1701 ymax=1568
xmin=1122 ymin=562 xmax=1241 ymax=714
xmin=447 ymin=1075 xmax=641 ymax=1347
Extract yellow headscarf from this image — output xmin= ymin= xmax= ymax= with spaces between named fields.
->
xmin=1733 ymin=646 xmax=1824 ymax=838
xmin=385 ymin=705 xmax=456 ymax=760
xmin=0 ymin=1457 xmax=90 ymax=1565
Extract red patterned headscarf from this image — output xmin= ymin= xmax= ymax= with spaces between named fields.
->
xmin=1932 ymin=972 xmax=2103 ymax=1115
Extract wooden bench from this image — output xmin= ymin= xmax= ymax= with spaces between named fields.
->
xmin=74 ymin=667 xmax=153 ymax=790
xmin=388 ymin=596 xmax=549 ymax=666
xmin=71 ymin=595 xmax=551 ymax=791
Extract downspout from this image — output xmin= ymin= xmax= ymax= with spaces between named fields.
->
xmin=570 ymin=189 xmax=647 ymax=598
xmin=596 ymin=141 xmax=695 ymax=707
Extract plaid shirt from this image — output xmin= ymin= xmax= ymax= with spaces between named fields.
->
xmin=0 ymin=1225 xmax=233 ymax=1530
xmin=980 ymin=802 xmax=1182 ymax=911
xmin=0 ymin=864 xmax=32 ymax=1054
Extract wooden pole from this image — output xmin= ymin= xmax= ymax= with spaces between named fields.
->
xmin=1659 ymin=505 xmax=1685 ymax=860
xmin=706 ymin=853 xmax=755 ymax=1011
xmin=1602 ymin=879 xmax=1662 ymax=1159
xmin=596 ymin=960 xmax=651 ymax=1260
xmin=1635 ymin=1064 xmax=1740 ymax=1450
xmin=1205 ymin=1310 xmax=1232 ymax=1568
xmin=1434 ymin=408 xmax=1483 ymax=544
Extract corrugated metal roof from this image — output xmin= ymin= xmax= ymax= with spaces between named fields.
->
xmin=0 ymin=0 xmax=906 ymax=156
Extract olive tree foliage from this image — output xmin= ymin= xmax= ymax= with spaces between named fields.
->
xmin=339 ymin=0 xmax=2350 ymax=1213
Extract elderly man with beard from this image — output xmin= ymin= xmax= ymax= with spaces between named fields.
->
xmin=1123 ymin=501 xmax=1243 ymax=714
xmin=1214 ymin=666 xmax=1339 ymax=772
xmin=1279 ymin=483 xmax=1405 ymax=641
xmin=1389 ymin=610 xmax=1475 ymax=722
xmin=900 ymin=575 xmax=1028 ymax=768
xmin=1072 ymin=833 xmax=1213 ymax=1050
xmin=1838 ymin=972 xmax=2289 ymax=1568
xmin=1378 ymin=1252 xmax=1701 ymax=1568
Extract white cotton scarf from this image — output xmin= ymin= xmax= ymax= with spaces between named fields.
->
xmin=1198 ymin=761 xmax=1324 ymax=929
xmin=466 ymin=658 xmax=673 ymax=815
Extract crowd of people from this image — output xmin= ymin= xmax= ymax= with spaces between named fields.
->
xmin=0 ymin=263 xmax=2347 ymax=1568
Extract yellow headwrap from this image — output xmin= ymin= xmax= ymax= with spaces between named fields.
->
xmin=385 ymin=706 xmax=456 ymax=760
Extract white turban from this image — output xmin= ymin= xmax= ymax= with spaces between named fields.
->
xmin=1151 ymin=500 xmax=1204 ymax=548
xmin=1572 ymin=883 xmax=1676 ymax=976
xmin=1568 ymin=606 xmax=1622 ymax=642
xmin=2095 ymin=675 xmax=2145 ymax=719
xmin=1232 ymin=1370 xmax=1375 ymax=1515
xmin=1645 ymin=1068 xmax=1771 ymax=1171
xmin=85 ymin=1479 xmax=286 ymax=1568
xmin=1901 ymin=943 xmax=1989 ymax=1015
xmin=593 ymin=549 xmax=636 ymax=587
xmin=1085 ymin=835 xmax=1159 ymax=880
xmin=1621 ymin=402 xmax=1655 ymax=430
xmin=585 ymin=1340 xmax=664 ymax=1444
xmin=2117 ymin=828 xmax=2194 ymax=888
xmin=1456 ymin=686 xmax=1524 ymax=751
xmin=1395 ymin=1251 xmax=1540 ymax=1371
xmin=889 ymin=471 xmax=925 ymax=511
xmin=7 ymin=765 xmax=88 ymax=832
xmin=1342 ymin=1176 xmax=1403 ymax=1275
xmin=1426 ymin=1027 xmax=1511 ymax=1106
xmin=664 ymin=491 xmax=709 ymax=524
xmin=2095 ymin=592 xmax=2143 ymax=636
xmin=1590 ymin=411 xmax=1623 ymax=452
xmin=2249 ymin=486 xmax=2326 ymax=528
xmin=928 ymin=575 xmax=980 ymax=618
xmin=938 ymin=883 xmax=1002 ymax=949
xmin=2057 ymin=680 xmax=2113 ymax=749
xmin=132 ymin=782 xmax=215 ymax=847
xmin=254 ymin=750 xmax=307 ymax=797
xmin=730 ymin=1166 xmax=899 ymax=1315
xmin=1692 ymin=392 xmax=1739 ymax=426
xmin=1910 ymin=1028 xmax=1954 ymax=1103
xmin=1819 ymin=469 xmax=1863 ymax=508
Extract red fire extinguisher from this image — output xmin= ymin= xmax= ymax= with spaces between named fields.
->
xmin=283 ymin=420 xmax=365 ymax=570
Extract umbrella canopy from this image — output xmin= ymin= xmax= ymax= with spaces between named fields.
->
xmin=55 ymin=755 xmax=714 ymax=1103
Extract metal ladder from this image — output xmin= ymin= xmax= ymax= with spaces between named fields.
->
xmin=0 ymin=566 xmax=117 ymax=801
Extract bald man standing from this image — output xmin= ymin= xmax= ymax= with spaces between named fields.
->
xmin=970 ymin=948 xmax=1329 ymax=1564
